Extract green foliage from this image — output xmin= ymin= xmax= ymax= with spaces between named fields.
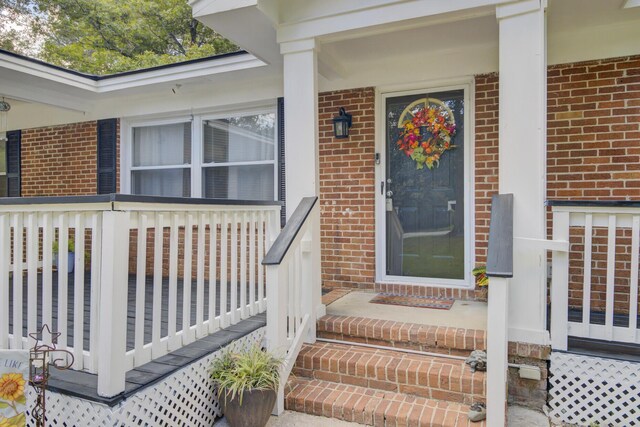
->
xmin=410 ymin=147 xmax=426 ymax=170
xmin=210 ymin=345 xmax=282 ymax=406
xmin=52 ymin=238 xmax=75 ymax=253
xmin=472 ymin=265 xmax=489 ymax=287
xmin=0 ymin=0 xmax=237 ymax=74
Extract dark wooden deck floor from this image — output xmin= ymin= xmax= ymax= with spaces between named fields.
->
xmin=8 ymin=272 xmax=264 ymax=351
xmin=48 ymin=312 xmax=266 ymax=406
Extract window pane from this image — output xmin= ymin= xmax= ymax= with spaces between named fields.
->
xmin=203 ymin=113 xmax=275 ymax=164
xmin=133 ymin=122 xmax=191 ymax=167
xmin=132 ymin=168 xmax=190 ymax=197
xmin=203 ymin=165 xmax=274 ymax=201
xmin=0 ymin=175 xmax=6 ymax=197
xmin=0 ymin=140 xmax=5 ymax=174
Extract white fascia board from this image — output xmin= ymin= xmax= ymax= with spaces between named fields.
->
xmin=276 ymin=0 xmax=513 ymax=43
xmin=0 ymin=52 xmax=97 ymax=91
xmin=190 ymin=0 xmax=257 ymax=17
xmin=0 ymin=51 xmax=266 ymax=95
xmin=623 ymin=0 xmax=640 ymax=8
xmin=94 ymin=53 xmax=266 ymax=93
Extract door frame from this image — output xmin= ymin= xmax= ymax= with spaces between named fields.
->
xmin=374 ymin=79 xmax=475 ymax=289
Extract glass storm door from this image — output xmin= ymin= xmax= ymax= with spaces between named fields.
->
xmin=385 ymin=89 xmax=465 ymax=281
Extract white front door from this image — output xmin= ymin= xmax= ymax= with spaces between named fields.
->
xmin=376 ymin=85 xmax=473 ymax=288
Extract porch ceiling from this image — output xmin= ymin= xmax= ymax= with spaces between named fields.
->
xmin=192 ymin=0 xmax=640 ymax=92
xmin=316 ymin=14 xmax=499 ymax=90
xmin=313 ymin=0 xmax=640 ymax=91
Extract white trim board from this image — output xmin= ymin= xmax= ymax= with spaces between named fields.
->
xmin=374 ymin=79 xmax=475 ymax=289
xmin=0 ymin=51 xmax=266 ymax=94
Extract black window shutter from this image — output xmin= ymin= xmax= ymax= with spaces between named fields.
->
xmin=97 ymin=118 xmax=118 ymax=194
xmin=6 ymin=130 xmax=21 ymax=197
xmin=277 ymin=97 xmax=286 ymax=228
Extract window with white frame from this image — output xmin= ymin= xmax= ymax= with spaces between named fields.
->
xmin=0 ymin=137 xmax=6 ymax=197
xmin=131 ymin=122 xmax=192 ymax=197
xmin=202 ymin=113 xmax=276 ymax=200
xmin=128 ymin=110 xmax=277 ymax=201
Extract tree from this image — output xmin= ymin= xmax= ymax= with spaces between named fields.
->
xmin=0 ymin=0 xmax=237 ymax=74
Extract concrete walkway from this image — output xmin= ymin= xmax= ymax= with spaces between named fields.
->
xmin=215 ymin=405 xmax=550 ymax=426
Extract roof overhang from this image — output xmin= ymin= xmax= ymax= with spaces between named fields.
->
xmin=0 ymin=49 xmax=270 ymax=116
xmin=0 ymin=50 xmax=266 ymax=94
xmin=623 ymin=0 xmax=640 ymax=9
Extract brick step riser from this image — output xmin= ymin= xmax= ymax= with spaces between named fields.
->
xmin=317 ymin=316 xmax=486 ymax=355
xmin=318 ymin=331 xmax=474 ymax=357
xmin=285 ymin=378 xmax=485 ymax=427
xmin=293 ymin=346 xmax=485 ymax=405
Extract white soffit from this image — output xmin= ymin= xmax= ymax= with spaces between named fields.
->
xmin=0 ymin=51 xmax=266 ymax=94
xmin=623 ymin=0 xmax=640 ymax=8
xmin=191 ymin=2 xmax=280 ymax=67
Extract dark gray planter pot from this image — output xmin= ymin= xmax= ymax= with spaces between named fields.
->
xmin=220 ymin=389 xmax=276 ymax=427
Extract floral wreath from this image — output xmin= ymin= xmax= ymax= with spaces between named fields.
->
xmin=396 ymin=98 xmax=457 ymax=170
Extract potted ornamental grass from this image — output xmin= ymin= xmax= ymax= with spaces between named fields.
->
xmin=210 ymin=345 xmax=282 ymax=427
xmin=52 ymin=239 xmax=75 ymax=273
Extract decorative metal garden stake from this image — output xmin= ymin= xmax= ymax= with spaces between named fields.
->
xmin=29 ymin=324 xmax=74 ymax=427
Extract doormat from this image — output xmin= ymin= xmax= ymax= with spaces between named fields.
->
xmin=370 ymin=293 xmax=454 ymax=310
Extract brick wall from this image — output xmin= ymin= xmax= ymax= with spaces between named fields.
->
xmin=474 ymin=55 xmax=640 ymax=271
xmin=547 ymin=56 xmax=640 ymax=200
xmin=547 ymin=56 xmax=640 ymax=315
xmin=508 ymin=342 xmax=551 ymax=409
xmin=471 ymin=56 xmax=640 ymax=408
xmin=474 ymin=74 xmax=500 ymax=265
xmin=319 ymin=88 xmax=376 ymax=289
xmin=550 ymin=56 xmax=640 ymax=316
xmin=21 ymin=120 xmax=120 ymax=196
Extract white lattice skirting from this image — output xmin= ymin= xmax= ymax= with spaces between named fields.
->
xmin=547 ymin=351 xmax=640 ymax=426
xmin=24 ymin=327 xmax=265 ymax=427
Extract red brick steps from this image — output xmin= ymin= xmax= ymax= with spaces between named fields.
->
xmin=285 ymin=315 xmax=487 ymax=425
xmin=317 ymin=315 xmax=486 ymax=356
xmin=285 ymin=377 xmax=486 ymax=427
xmin=292 ymin=342 xmax=485 ymax=405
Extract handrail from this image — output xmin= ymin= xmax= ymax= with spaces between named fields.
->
xmin=485 ymin=193 xmax=514 ymax=427
xmin=262 ymin=197 xmax=318 ymax=265
xmin=0 ymin=193 xmax=283 ymax=207
xmin=486 ymin=193 xmax=514 ymax=278
xmin=263 ymin=196 xmax=320 ymax=414
xmin=546 ymin=200 xmax=640 ymax=208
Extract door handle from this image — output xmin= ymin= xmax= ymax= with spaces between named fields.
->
xmin=387 ymin=191 xmax=394 ymax=197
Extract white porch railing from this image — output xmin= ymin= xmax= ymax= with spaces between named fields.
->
xmin=0 ymin=194 xmax=282 ymax=397
xmin=550 ymin=201 xmax=640 ymax=350
xmin=263 ymin=197 xmax=319 ymax=415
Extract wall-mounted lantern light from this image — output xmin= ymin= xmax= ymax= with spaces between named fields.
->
xmin=333 ymin=107 xmax=352 ymax=139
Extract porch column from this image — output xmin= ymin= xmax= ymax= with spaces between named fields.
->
xmin=281 ymin=39 xmax=322 ymax=341
xmin=497 ymin=0 xmax=548 ymax=345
